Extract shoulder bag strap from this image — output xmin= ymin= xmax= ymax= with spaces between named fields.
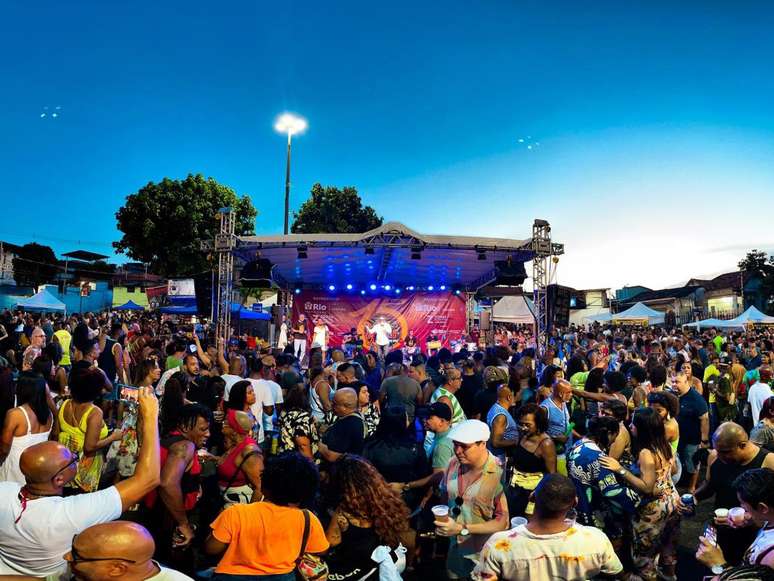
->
xmin=221 ymin=449 xmax=261 ymax=499
xmin=296 ymin=509 xmax=311 ymax=565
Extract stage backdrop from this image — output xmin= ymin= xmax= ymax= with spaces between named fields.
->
xmin=292 ymin=291 xmax=467 ymax=350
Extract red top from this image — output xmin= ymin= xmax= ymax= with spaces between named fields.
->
xmin=217 ymin=436 xmax=258 ymax=488
xmin=144 ymin=432 xmax=203 ymax=511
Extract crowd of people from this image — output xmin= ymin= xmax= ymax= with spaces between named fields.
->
xmin=0 ymin=309 xmax=774 ymax=580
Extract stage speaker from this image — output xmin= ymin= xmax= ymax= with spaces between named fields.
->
xmin=494 ymin=259 xmax=527 ymax=286
xmin=193 ymin=271 xmax=214 ymax=317
xmin=240 ymin=258 xmax=274 ymax=288
xmin=480 ymin=310 xmax=491 ymax=331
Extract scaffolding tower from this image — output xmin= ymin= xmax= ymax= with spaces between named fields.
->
xmin=214 ymin=208 xmax=236 ymax=346
xmin=531 ymin=219 xmax=564 ymax=356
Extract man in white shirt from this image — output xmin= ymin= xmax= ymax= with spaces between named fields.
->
xmin=0 ymin=388 xmax=160 ymax=580
xmin=221 ymin=356 xmax=247 ymax=402
xmin=748 ymin=366 xmax=773 ymax=425
xmin=65 ymin=520 xmax=193 ymax=580
xmin=472 ymin=473 xmax=622 ymax=581
xmin=247 ymin=355 xmax=279 ymax=442
xmin=366 ymin=316 xmax=393 ymax=361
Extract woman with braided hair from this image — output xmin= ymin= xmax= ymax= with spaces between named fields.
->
xmin=325 ymin=455 xmax=410 ymax=580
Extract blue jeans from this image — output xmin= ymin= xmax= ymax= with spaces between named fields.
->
xmin=212 ymin=573 xmax=295 ymax=581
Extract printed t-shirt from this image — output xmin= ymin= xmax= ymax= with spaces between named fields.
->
xmin=211 ymin=502 xmax=329 ymax=575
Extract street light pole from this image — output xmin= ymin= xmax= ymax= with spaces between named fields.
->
xmin=284 ymin=131 xmax=292 ymax=235
xmin=274 ymin=112 xmax=307 ymax=235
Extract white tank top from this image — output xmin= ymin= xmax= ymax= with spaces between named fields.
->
xmin=0 ymin=406 xmax=52 ymax=485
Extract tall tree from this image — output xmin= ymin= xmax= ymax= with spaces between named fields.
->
xmin=291 ymin=183 xmax=382 ymax=234
xmin=12 ymin=243 xmax=59 ymax=291
xmin=738 ymin=249 xmax=774 ymax=313
xmin=114 ymin=174 xmax=257 ymax=277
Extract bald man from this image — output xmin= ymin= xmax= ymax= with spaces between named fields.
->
xmin=695 ymin=422 xmax=774 ymax=565
xmin=540 ymin=378 xmax=575 ymax=451
xmin=65 ymin=521 xmax=192 ymax=580
xmin=0 ymin=388 xmax=160 ymax=580
xmin=317 ymin=388 xmax=364 ymax=462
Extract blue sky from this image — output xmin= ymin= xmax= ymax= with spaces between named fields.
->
xmin=2 ymin=0 xmax=773 ymax=290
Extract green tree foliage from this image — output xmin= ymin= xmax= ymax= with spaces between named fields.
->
xmin=291 ymin=183 xmax=382 ymax=234
xmin=114 ymin=174 xmax=257 ymax=277
xmin=739 ymin=249 xmax=774 ymax=312
xmin=12 ymin=243 xmax=59 ymax=291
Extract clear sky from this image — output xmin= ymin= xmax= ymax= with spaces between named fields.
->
xmin=2 ymin=0 xmax=773 ymax=291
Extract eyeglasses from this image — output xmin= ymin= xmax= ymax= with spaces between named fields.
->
xmin=69 ymin=535 xmax=137 ymax=564
xmin=52 ymin=452 xmax=79 ymax=480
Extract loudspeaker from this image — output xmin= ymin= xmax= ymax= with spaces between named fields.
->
xmin=480 ymin=310 xmax=491 ymax=331
xmin=494 ymin=259 xmax=527 ymax=286
xmin=240 ymin=258 xmax=274 ymax=288
xmin=193 ymin=271 xmax=214 ymax=317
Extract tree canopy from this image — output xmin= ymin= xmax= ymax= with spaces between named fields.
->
xmin=739 ymin=249 xmax=774 ymax=313
xmin=291 ymin=183 xmax=382 ymax=234
xmin=113 ymin=174 xmax=257 ymax=277
xmin=12 ymin=243 xmax=59 ymax=291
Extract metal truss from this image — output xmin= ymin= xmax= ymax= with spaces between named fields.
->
xmin=215 ymin=208 xmax=236 ymax=345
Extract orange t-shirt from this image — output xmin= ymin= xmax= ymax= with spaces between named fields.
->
xmin=211 ymin=502 xmax=329 ymax=575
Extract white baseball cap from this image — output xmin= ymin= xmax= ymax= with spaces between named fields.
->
xmin=448 ymin=419 xmax=491 ymax=444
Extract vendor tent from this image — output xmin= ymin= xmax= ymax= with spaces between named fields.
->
xmin=491 ymin=295 xmax=536 ymax=325
xmin=585 ymin=311 xmax=613 ymax=322
xmin=114 ymin=300 xmax=145 ymax=311
xmin=727 ymin=306 xmax=774 ymax=326
xmin=682 ymin=318 xmax=727 ymax=329
xmin=611 ymin=302 xmax=665 ymax=325
xmin=15 ymin=289 xmax=66 ymax=312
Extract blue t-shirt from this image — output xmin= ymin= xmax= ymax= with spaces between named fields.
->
xmin=567 ymin=439 xmax=639 ymax=528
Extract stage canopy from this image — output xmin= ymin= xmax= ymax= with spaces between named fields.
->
xmin=15 ymin=289 xmax=66 ymax=312
xmin=235 ymin=222 xmax=536 ymax=292
xmin=114 ymin=300 xmax=145 ymax=311
xmin=492 ymin=295 xmax=536 ymax=325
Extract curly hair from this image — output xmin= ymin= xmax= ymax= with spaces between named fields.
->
xmin=329 ymin=455 xmax=409 ymax=548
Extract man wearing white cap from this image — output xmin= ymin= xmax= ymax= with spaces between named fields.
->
xmin=434 ymin=419 xmax=509 ymax=579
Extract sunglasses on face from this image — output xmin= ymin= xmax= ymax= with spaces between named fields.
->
xmin=53 ymin=452 xmax=79 ymax=480
xmin=69 ymin=534 xmax=138 ymax=564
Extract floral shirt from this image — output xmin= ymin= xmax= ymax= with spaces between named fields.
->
xmin=472 ymin=523 xmax=623 ymax=581
xmin=362 ymin=403 xmax=380 ymax=438
xmin=278 ymin=409 xmax=319 ymax=457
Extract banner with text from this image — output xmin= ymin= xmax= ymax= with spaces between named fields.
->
xmin=292 ymin=291 xmax=467 ymax=349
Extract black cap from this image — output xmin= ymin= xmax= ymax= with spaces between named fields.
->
xmin=427 ymin=402 xmax=452 ymax=422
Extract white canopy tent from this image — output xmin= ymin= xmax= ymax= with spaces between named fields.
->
xmin=683 ymin=306 xmax=774 ymax=330
xmin=492 ymin=295 xmax=536 ymax=325
xmin=682 ymin=318 xmax=728 ymax=329
xmin=586 ymin=302 xmax=665 ymax=325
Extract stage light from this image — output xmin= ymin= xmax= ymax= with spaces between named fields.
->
xmin=369 ymin=284 xmax=377 ymax=291
xmin=346 ymin=283 xmax=353 ymax=290
xmin=428 ymin=285 xmax=434 ymax=291
xmin=407 ymin=285 xmax=415 ymax=291
xmin=360 ymin=290 xmax=366 ymax=295
xmin=328 ymin=284 xmax=336 ymax=291
xmin=384 ymin=284 xmax=392 ymax=291
xmin=455 ymin=289 xmax=461 ymax=295
xmin=294 ymin=288 xmax=301 ymax=295
xmin=440 ymin=285 xmax=447 ymax=291
xmin=395 ymin=288 xmax=401 ymax=295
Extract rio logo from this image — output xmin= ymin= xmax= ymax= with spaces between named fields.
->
xmin=304 ymin=302 xmax=328 ymax=312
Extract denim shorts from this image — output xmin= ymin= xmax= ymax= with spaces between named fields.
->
xmin=678 ymin=443 xmax=699 ymax=474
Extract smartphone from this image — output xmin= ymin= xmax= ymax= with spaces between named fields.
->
xmin=189 ymin=344 xmax=197 ymax=353
xmin=120 ymin=386 xmax=140 ymax=402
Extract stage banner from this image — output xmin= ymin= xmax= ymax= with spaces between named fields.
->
xmin=292 ymin=291 xmax=467 ymax=350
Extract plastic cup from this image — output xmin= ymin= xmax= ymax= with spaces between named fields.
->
xmin=431 ymin=505 xmax=450 ymax=522
xmin=714 ymin=508 xmax=729 ymax=524
xmin=729 ymin=507 xmax=747 ymax=525
xmin=510 ymin=516 xmax=528 ymax=528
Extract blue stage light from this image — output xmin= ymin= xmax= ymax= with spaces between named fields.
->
xmin=440 ymin=285 xmax=447 ymax=291
xmin=428 ymin=285 xmax=434 ymax=291
xmin=360 ymin=290 xmax=366 ymax=295
xmin=294 ymin=288 xmax=301 ymax=295
xmin=395 ymin=288 xmax=401 ymax=295
xmin=384 ymin=284 xmax=392 ymax=291
xmin=455 ymin=289 xmax=461 ymax=295
xmin=407 ymin=285 xmax=415 ymax=291
xmin=346 ymin=284 xmax=353 ymax=290
xmin=370 ymin=284 xmax=377 ymax=291
xmin=328 ymin=284 xmax=336 ymax=291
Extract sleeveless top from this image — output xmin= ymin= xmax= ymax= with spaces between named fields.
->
xmin=310 ymin=380 xmax=333 ymax=423
xmin=430 ymin=387 xmax=466 ymax=425
xmin=145 ymin=433 xmax=202 ymax=511
xmin=217 ymin=437 xmax=258 ymax=488
xmin=511 ymin=437 xmax=550 ymax=474
xmin=486 ymin=403 xmax=518 ymax=459
xmin=0 ymin=407 xmax=51 ymax=484
xmin=57 ymin=400 xmax=109 ymax=492
xmin=98 ymin=337 xmax=118 ymax=382
xmin=711 ymin=447 xmax=769 ymax=508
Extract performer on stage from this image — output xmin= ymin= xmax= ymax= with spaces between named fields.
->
xmin=366 ymin=315 xmax=393 ymax=362
xmin=343 ymin=327 xmax=362 ymax=358
xmin=403 ymin=330 xmax=419 ymax=364
xmin=311 ymin=317 xmax=329 ymax=355
xmin=293 ymin=313 xmax=308 ymax=366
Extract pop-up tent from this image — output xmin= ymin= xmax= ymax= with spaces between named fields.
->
xmin=727 ymin=306 xmax=774 ymax=326
xmin=15 ymin=289 xmax=66 ymax=313
xmin=611 ymin=302 xmax=665 ymax=325
xmin=114 ymin=300 xmax=145 ymax=311
xmin=682 ymin=318 xmax=728 ymax=329
xmin=492 ymin=295 xmax=536 ymax=325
